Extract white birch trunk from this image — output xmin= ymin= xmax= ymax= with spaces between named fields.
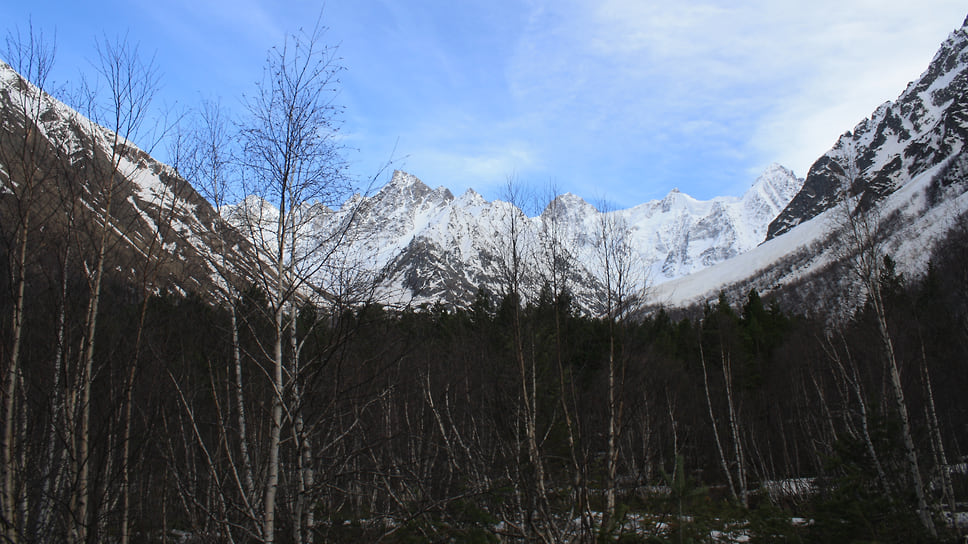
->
xmin=700 ymin=344 xmax=737 ymax=502
xmin=873 ymin=292 xmax=936 ymax=536
xmin=2 ymin=218 xmax=29 ymax=544
xmin=721 ymin=350 xmax=747 ymax=508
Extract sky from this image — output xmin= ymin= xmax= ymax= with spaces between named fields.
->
xmin=2 ymin=1 xmax=967 ymax=209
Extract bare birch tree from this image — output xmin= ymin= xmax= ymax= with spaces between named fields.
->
xmin=236 ymin=18 xmax=352 ymax=543
xmin=495 ymin=177 xmax=553 ymax=541
xmin=187 ymin=98 xmax=263 ymax=537
xmin=69 ymin=35 xmax=160 ymax=544
xmin=537 ymin=186 xmax=592 ymax=539
xmin=595 ymin=204 xmax=645 ymax=531
xmin=831 ymin=136 xmax=936 ymax=536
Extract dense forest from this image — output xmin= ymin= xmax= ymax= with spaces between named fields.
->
xmin=3 ymin=219 xmax=968 ymax=543
xmin=3 ymin=20 xmax=968 ymax=544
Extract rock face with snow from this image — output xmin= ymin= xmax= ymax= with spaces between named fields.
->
xmin=657 ymin=14 xmax=968 ymax=312
xmin=0 ymin=61 xmax=257 ymax=297
xmin=622 ymin=163 xmax=802 ymax=280
xmin=768 ymin=16 xmax=968 ymax=239
xmin=284 ymin=166 xmax=803 ymax=312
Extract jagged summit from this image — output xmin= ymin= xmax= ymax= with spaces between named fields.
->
xmin=742 ymin=164 xmax=804 ymax=241
xmin=376 ymin=170 xmax=455 ymax=205
xmin=541 ymin=192 xmax=599 ymax=219
xmin=656 ymin=186 xmax=695 ymax=213
xmin=455 ymin=187 xmax=487 ymax=209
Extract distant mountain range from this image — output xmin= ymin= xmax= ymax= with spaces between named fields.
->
xmin=5 ymin=13 xmax=968 ymax=316
xmin=239 ymin=165 xmax=802 ymax=312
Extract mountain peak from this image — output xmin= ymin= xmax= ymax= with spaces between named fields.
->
xmin=760 ymin=162 xmax=794 ymax=177
xmin=744 ymin=164 xmax=801 ymax=199
xmin=377 ymin=170 xmax=454 ymax=205
xmin=659 ymin=187 xmax=689 ymax=212
xmin=542 ymin=192 xmax=598 ymax=219
xmin=456 ymin=187 xmax=486 ymax=207
xmin=388 ymin=170 xmax=426 ymax=189
xmin=741 ymin=164 xmax=803 ymax=239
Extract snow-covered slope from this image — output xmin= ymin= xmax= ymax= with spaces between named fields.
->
xmin=652 ymin=158 xmax=967 ymax=311
xmin=620 ymin=163 xmax=802 ymax=280
xmin=0 ymin=60 xmax=258 ymax=297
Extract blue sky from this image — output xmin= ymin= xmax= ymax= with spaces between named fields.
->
xmin=3 ymin=1 xmax=967 ymax=208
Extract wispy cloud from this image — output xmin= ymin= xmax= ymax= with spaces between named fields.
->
xmin=10 ymin=0 xmax=965 ymax=207
xmin=495 ymin=0 xmax=967 ymax=200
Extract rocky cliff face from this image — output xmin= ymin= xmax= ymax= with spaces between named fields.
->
xmin=0 ymin=61 xmax=258 ymax=298
xmin=650 ymin=14 xmax=968 ymax=312
xmin=768 ymin=16 xmax=968 ymax=239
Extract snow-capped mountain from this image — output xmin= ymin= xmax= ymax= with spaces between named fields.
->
xmin=308 ymin=11 xmax=968 ymax=314
xmin=768 ymin=15 xmax=968 ymax=240
xmin=619 ymin=163 xmax=802 ymax=280
xmin=656 ymin=14 xmax=968 ymax=311
xmin=262 ymin=165 xmax=802 ymax=312
xmin=0 ymin=60 xmax=258 ymax=298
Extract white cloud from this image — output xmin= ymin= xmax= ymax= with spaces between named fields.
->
xmin=746 ymin=2 xmax=968 ymax=177
xmin=502 ymin=0 xmax=967 ymax=191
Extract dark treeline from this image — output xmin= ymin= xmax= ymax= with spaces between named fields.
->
xmin=2 ymin=217 xmax=968 ymax=542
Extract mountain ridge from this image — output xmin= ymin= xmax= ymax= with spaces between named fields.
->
xmin=660 ymin=13 xmax=968 ymax=312
xmin=8 ymin=11 xmax=968 ymax=317
xmin=0 ymin=59 xmax=260 ymax=300
xmin=240 ymin=164 xmax=803 ymax=312
xmin=767 ymin=17 xmax=968 ymax=240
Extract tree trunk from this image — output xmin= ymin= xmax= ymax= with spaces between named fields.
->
xmin=920 ymin=339 xmax=956 ymax=521
xmin=700 ymin=344 xmax=737 ymax=503
xmin=264 ymin=302 xmax=284 ymax=544
xmin=720 ymin=350 xmax=747 ymax=508
xmin=2 ymin=215 xmax=29 ymax=544
xmin=231 ymin=303 xmax=257 ymax=510
xmin=872 ymin=293 xmax=936 ymax=536
xmin=606 ymin=321 xmax=618 ymax=526
xmin=75 ymin=215 xmax=112 ymax=543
